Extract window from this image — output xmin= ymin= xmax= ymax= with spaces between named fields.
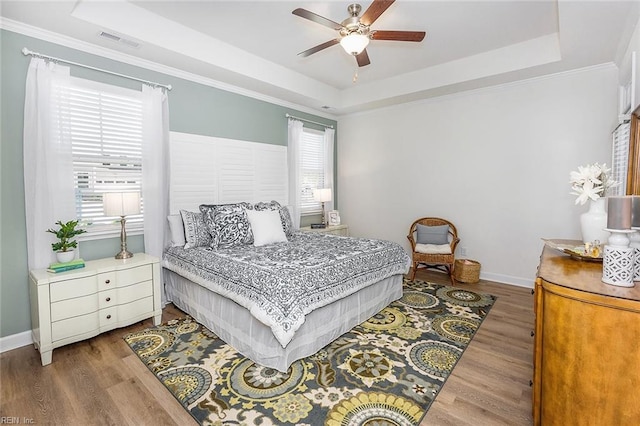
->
xmin=611 ymin=121 xmax=631 ymax=196
xmin=52 ymin=77 xmax=144 ymax=234
xmin=299 ymin=128 xmax=325 ymax=214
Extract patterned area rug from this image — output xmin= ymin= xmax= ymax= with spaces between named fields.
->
xmin=124 ymin=279 xmax=495 ymax=425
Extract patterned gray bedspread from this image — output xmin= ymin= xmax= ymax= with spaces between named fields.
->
xmin=163 ymin=232 xmax=411 ymax=348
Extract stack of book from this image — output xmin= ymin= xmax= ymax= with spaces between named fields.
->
xmin=47 ymin=259 xmax=86 ymax=273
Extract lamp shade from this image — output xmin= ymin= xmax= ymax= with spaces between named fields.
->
xmin=103 ymin=192 xmax=140 ymax=216
xmin=313 ymin=188 xmax=332 ymax=203
xmin=340 ymin=33 xmax=370 ymax=55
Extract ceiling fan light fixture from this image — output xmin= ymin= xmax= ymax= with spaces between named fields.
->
xmin=340 ymin=32 xmax=369 ymax=56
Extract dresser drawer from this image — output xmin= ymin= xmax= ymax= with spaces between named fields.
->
xmin=50 ymin=276 xmax=98 ymax=302
xmin=118 ymin=296 xmax=153 ymax=322
xmin=98 ymin=281 xmax=152 ymax=309
xmin=117 ymin=265 xmax=152 ymax=287
xmin=52 ymin=312 xmax=99 ymax=342
xmin=51 ymin=294 xmax=99 ymax=322
xmin=98 ymin=289 xmax=117 ymax=310
xmin=97 ymin=271 xmax=116 ymax=292
xmin=118 ymin=280 xmax=153 ymax=304
xmin=99 ymin=306 xmax=118 ymax=330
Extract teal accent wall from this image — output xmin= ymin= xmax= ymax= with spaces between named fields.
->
xmin=0 ymin=29 xmax=337 ymax=338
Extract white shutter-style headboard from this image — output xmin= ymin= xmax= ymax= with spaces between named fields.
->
xmin=169 ymin=131 xmax=288 ymax=213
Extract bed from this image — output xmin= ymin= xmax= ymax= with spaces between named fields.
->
xmin=163 ymin=132 xmax=410 ymax=372
xmin=163 ymin=210 xmax=410 ymax=372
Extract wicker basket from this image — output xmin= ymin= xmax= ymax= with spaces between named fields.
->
xmin=454 ymin=259 xmax=481 ymax=284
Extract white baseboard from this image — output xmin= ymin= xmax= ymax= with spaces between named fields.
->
xmin=0 ymin=330 xmax=33 ymax=353
xmin=480 ymin=271 xmax=535 ymax=289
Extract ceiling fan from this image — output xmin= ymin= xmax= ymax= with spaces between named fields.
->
xmin=292 ymin=0 xmax=426 ymax=67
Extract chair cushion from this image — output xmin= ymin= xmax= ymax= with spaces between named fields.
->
xmin=415 ymin=243 xmax=452 ymax=254
xmin=416 ymin=224 xmax=450 ymax=245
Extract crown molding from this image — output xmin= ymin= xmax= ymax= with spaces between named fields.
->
xmin=343 ymin=61 xmax=617 ymax=119
xmin=0 ymin=17 xmax=337 ymax=122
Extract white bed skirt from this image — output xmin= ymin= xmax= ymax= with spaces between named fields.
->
xmin=164 ymin=269 xmax=404 ymax=372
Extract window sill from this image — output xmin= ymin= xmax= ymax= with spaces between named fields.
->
xmin=77 ymin=226 xmax=144 ymax=242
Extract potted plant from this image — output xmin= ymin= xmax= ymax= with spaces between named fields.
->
xmin=46 ymin=220 xmax=87 ymax=263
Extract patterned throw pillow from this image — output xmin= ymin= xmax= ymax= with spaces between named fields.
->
xmin=180 ymin=210 xmax=212 ymax=249
xmin=200 ymin=202 xmax=254 ymax=248
xmin=253 ymin=200 xmax=293 ymax=237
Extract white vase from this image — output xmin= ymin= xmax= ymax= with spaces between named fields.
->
xmin=580 ymin=198 xmax=610 ymax=245
xmin=56 ymin=250 xmax=75 ymax=264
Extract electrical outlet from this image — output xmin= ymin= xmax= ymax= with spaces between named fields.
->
xmin=460 ymin=247 xmax=467 ymax=256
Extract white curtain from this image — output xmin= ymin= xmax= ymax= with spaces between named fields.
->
xmin=287 ymin=119 xmax=304 ymax=229
xmin=23 ymin=58 xmax=76 ymax=269
xmin=141 ymin=85 xmax=170 ymax=302
xmin=323 ymin=127 xmax=335 ymax=212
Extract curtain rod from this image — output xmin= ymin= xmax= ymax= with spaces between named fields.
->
xmin=286 ymin=113 xmax=334 ymax=129
xmin=22 ymin=47 xmax=172 ymax=91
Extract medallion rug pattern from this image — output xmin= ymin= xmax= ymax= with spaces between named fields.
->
xmin=124 ymin=279 xmax=495 ymax=425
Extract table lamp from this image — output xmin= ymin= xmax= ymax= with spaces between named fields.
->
xmin=103 ymin=192 xmax=140 ymax=259
xmin=313 ymin=188 xmax=332 ymax=225
xmin=602 ymin=196 xmax=634 ymax=287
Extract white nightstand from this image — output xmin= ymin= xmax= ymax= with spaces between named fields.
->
xmin=29 ymin=253 xmax=162 ymax=366
xmin=300 ymin=224 xmax=349 ymax=236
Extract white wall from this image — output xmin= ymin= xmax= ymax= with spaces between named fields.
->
xmin=619 ymin=14 xmax=640 ymax=111
xmin=337 ymin=64 xmax=618 ymax=287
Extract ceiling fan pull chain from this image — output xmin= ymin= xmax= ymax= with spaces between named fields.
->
xmin=353 ymin=66 xmax=359 ymax=83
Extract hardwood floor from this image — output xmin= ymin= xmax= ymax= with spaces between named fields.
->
xmin=0 ymin=270 xmax=534 ymax=425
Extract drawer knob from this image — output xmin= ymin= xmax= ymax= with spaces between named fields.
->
xmin=106 ymin=297 xmax=111 ymax=302
xmin=105 ymin=279 xmax=111 ymax=284
xmin=529 ymin=380 xmax=533 ymax=387
xmin=531 ymin=289 xmax=535 ymax=295
xmin=106 ymin=314 xmax=112 ymax=319
xmin=530 ymin=330 xmax=535 ymax=337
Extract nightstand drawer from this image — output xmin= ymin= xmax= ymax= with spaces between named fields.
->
xmin=118 ymin=280 xmax=153 ymax=304
xmin=97 ymin=272 xmax=116 ymax=291
xmin=52 ymin=312 xmax=99 ymax=342
xmin=99 ymin=306 xmax=118 ymax=330
xmin=118 ymin=296 xmax=153 ymax=322
xmin=51 ymin=294 xmax=98 ymax=322
xmin=50 ymin=276 xmax=98 ymax=302
xmin=117 ymin=265 xmax=152 ymax=287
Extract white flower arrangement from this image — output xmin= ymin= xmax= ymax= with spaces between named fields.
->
xmin=569 ymin=162 xmax=618 ymax=205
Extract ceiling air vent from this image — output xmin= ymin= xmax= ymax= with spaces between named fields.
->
xmin=98 ymin=31 xmax=140 ymax=49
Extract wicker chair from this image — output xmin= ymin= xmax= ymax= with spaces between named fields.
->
xmin=407 ymin=217 xmax=460 ymax=285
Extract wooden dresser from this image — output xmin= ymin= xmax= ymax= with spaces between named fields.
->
xmin=534 ymin=242 xmax=640 ymax=425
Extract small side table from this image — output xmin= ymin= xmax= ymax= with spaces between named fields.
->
xmin=300 ymin=224 xmax=349 ymax=236
xmin=29 ymin=253 xmax=162 ymax=365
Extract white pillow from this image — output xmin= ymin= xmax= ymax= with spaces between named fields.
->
xmin=167 ymin=214 xmax=186 ymax=247
xmin=415 ymin=243 xmax=452 ymax=254
xmin=245 ymin=209 xmax=288 ymax=246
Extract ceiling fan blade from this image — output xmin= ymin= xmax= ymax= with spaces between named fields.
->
xmin=360 ymin=0 xmax=395 ymax=26
xmin=356 ymin=49 xmax=371 ymax=67
xmin=292 ymin=8 xmax=343 ymax=30
xmin=298 ymin=39 xmax=340 ymax=57
xmin=371 ymin=30 xmax=426 ymax=42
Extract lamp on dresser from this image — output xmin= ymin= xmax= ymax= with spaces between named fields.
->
xmin=103 ymin=192 xmax=140 ymax=259
xmin=602 ymin=196 xmax=635 ymax=287
xmin=313 ymin=188 xmax=332 ymax=226
xmin=631 ymin=196 xmax=640 ymax=282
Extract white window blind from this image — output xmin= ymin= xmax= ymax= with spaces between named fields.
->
xmin=169 ymin=132 xmax=288 ymax=213
xmin=300 ymin=128 xmax=325 ymax=214
xmin=52 ymin=77 xmax=144 ymax=233
xmin=611 ymin=121 xmax=631 ymax=196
